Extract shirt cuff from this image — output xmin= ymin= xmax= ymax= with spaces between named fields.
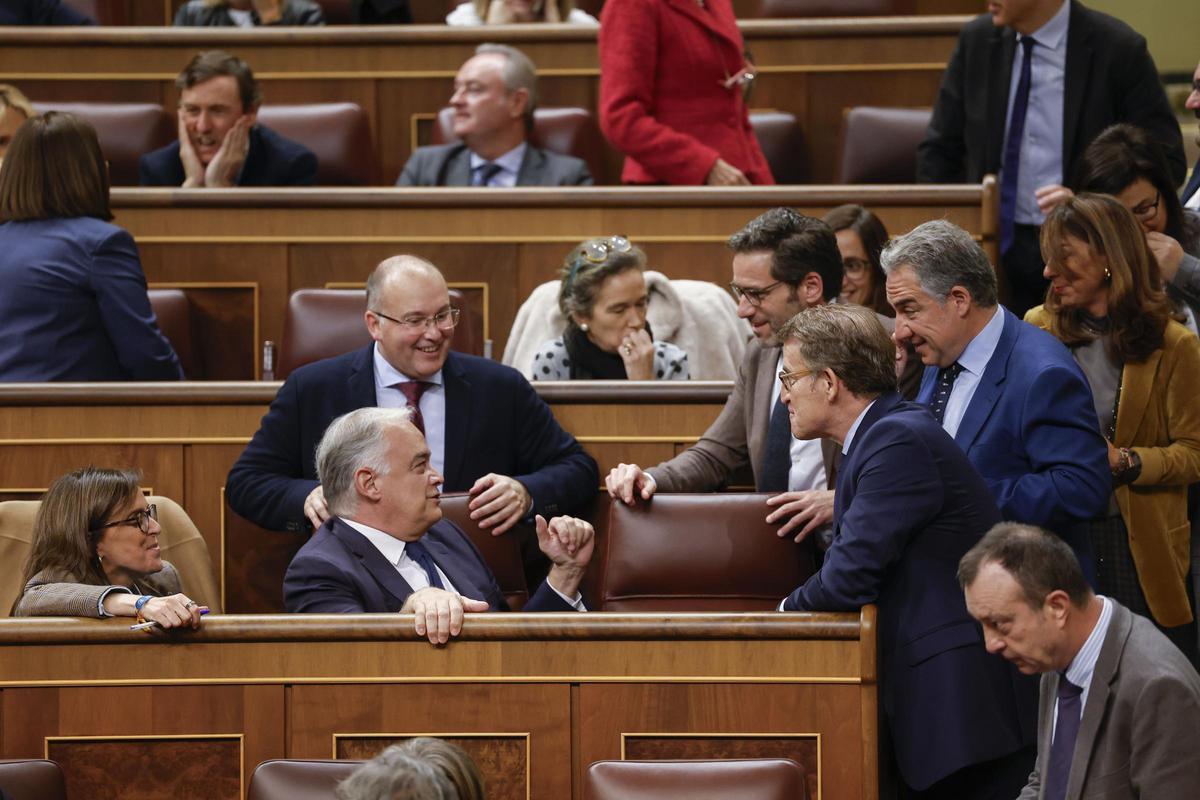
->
xmin=548 ymin=582 xmax=587 ymax=612
xmin=777 ymin=597 xmax=788 ymax=612
xmin=97 ymin=585 xmax=133 ymax=617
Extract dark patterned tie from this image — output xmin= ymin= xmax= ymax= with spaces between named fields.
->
xmin=471 ymin=162 xmax=503 ymax=187
xmin=403 ymin=538 xmax=445 ymax=590
xmin=1043 ymin=675 xmax=1083 ymax=800
xmin=759 ymin=396 xmax=792 ymax=492
xmin=396 ymin=381 xmax=431 ymax=435
xmin=928 ymin=362 xmax=965 ymax=425
xmin=1000 ymin=36 xmax=1037 ymax=254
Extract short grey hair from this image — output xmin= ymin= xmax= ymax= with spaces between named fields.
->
xmin=316 ymin=407 xmax=414 ymax=518
xmin=475 ymin=43 xmax=538 ymax=129
xmin=879 ymin=219 xmax=998 ymax=308
xmin=777 ymin=304 xmax=896 ymax=397
xmin=335 ymin=746 xmax=457 ymax=800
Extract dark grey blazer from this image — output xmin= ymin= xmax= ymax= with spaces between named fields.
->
xmin=396 ymin=143 xmax=593 ymax=187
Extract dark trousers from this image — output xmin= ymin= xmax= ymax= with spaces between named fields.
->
xmin=1001 ymin=224 xmax=1048 ymax=318
xmin=902 ymin=746 xmax=1036 ymax=800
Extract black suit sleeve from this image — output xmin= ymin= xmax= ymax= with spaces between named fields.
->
xmin=283 ymin=552 xmax=367 ymax=613
xmin=1109 ymin=34 xmax=1187 ymax=186
xmin=289 ymin=149 xmax=320 ymax=186
xmin=917 ymin=32 xmax=970 ymax=183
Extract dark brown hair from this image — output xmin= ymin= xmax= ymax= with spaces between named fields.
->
xmin=728 ymin=208 xmax=843 ymax=302
xmin=395 ymin=738 xmax=485 ymax=800
xmin=958 ymin=522 xmax=1092 ymax=610
xmin=176 ymin=50 xmax=261 ymax=109
xmin=0 ymin=111 xmax=111 ymax=222
xmin=823 ymin=203 xmax=892 ymax=316
xmin=1040 ymin=193 xmax=1169 ymax=363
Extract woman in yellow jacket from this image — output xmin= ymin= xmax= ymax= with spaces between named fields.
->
xmin=1027 ymin=192 xmax=1200 ymax=662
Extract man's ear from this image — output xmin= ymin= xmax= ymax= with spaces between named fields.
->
xmin=801 ymin=272 xmax=825 ymax=306
xmin=365 ymin=310 xmax=383 ymax=343
xmin=1043 ymin=589 xmax=1073 ymax=627
xmin=508 ymin=88 xmax=530 ymax=120
xmin=948 ymin=285 xmax=974 ymax=317
xmin=244 ymin=104 xmax=259 ymax=126
xmin=354 ymin=466 xmax=380 ymax=502
xmin=822 ymin=368 xmax=840 ymax=401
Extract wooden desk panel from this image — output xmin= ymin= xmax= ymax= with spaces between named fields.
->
xmin=0 ymin=19 xmax=966 ymax=183
xmin=0 ymin=612 xmax=877 ymax=800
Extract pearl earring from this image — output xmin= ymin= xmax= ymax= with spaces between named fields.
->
xmin=1104 ymin=267 xmax=1112 ymax=282
xmin=580 ymin=323 xmax=589 ymax=332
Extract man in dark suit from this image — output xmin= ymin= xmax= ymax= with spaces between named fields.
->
xmin=226 ymin=255 xmax=597 ymax=538
xmin=285 ymin=407 xmax=593 ymax=643
xmin=778 ymin=303 xmax=1034 ymax=798
xmin=139 ymin=50 xmax=317 ymax=187
xmin=0 ymin=0 xmax=93 ymax=24
xmin=960 ymin=523 xmax=1200 ymax=799
xmin=1183 ymin=57 xmax=1200 ymax=209
xmin=882 ymin=219 xmax=1109 ymax=577
xmin=396 ymin=44 xmax=592 ymax=187
xmin=917 ymin=0 xmax=1184 ymax=315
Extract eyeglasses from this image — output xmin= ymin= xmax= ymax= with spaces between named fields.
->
xmin=371 ymin=308 xmax=460 ymax=332
xmin=730 ymin=280 xmax=784 ymax=307
xmin=779 ymin=368 xmax=814 ymax=392
xmin=579 ymin=235 xmax=632 ymax=265
xmin=91 ymin=504 xmax=158 ymax=536
xmin=842 ymin=257 xmax=870 ymax=278
xmin=1130 ymin=191 xmax=1160 ymax=222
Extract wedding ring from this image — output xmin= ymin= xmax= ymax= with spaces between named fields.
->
xmin=622 ymin=345 xmax=632 ymax=355
xmin=184 ymin=601 xmax=196 ymax=608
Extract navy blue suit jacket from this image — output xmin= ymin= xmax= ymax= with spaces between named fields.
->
xmin=915 ymin=309 xmax=1109 ymax=569
xmin=0 ymin=217 xmax=183 ymax=381
xmin=784 ymin=393 xmax=1034 ymax=790
xmin=0 ymin=0 xmax=94 ymax=23
xmin=138 ymin=124 xmax=318 ymax=187
xmin=284 ymin=517 xmax=573 ymax=613
xmin=226 ymin=346 xmax=598 ymax=532
xmin=1183 ymin=158 xmax=1200 ymax=208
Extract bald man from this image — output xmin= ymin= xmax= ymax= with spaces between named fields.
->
xmin=227 ymin=255 xmax=598 ymax=537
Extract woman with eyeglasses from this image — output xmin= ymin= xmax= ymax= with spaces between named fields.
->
xmin=532 ymin=236 xmax=689 ymax=380
xmin=1036 ymin=123 xmax=1200 ymax=327
xmin=12 ymin=467 xmax=206 ymax=628
xmin=1025 ymin=194 xmax=1200 ymax=662
xmin=822 ymin=204 xmax=892 ymax=317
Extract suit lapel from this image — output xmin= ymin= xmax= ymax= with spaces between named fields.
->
xmin=835 ymin=393 xmax=902 ymax=518
xmin=444 ymin=146 xmax=473 ymax=187
xmin=1061 ymin=1 xmax=1092 ymax=171
xmin=749 ymin=345 xmax=780 ymax=481
xmin=986 ymin=26 xmax=1017 ymax=172
xmin=1066 ymin=604 xmax=1130 ymax=800
xmin=441 ymin=352 xmax=470 ymax=489
xmin=331 ymin=519 xmax=415 ymax=606
xmin=1182 ymin=160 xmax=1200 ymax=205
xmin=514 ymin=146 xmax=543 ymax=187
xmin=954 ymin=310 xmax=1016 ymax=453
xmin=421 ymin=524 xmax=482 ymax=601
xmin=1114 ymin=350 xmax=1160 ymax=446
xmin=350 ymin=345 xmax=377 ymax=406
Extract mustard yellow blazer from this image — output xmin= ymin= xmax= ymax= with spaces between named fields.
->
xmin=1026 ymin=307 xmax=1200 ymax=626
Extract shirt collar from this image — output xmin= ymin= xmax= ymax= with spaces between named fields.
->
xmin=341 ymin=517 xmax=414 ymax=567
xmin=1063 ymin=595 xmax=1113 ymax=692
xmin=957 ymin=306 xmax=1005 ymax=378
xmin=841 ymin=398 xmax=878 ymax=454
xmin=469 ymin=142 xmax=527 ymax=176
xmin=372 ymin=342 xmax=444 ymax=388
xmin=1021 ymin=0 xmax=1070 ymax=51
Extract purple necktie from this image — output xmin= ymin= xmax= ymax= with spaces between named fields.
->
xmin=1000 ymin=36 xmax=1036 ymax=255
xmin=1043 ymin=674 xmax=1083 ymax=800
xmin=396 ymin=381 xmax=430 ymax=435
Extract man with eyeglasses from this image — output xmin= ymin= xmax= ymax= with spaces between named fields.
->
xmin=227 ymin=255 xmax=598 ymax=546
xmin=606 ymin=208 xmax=855 ymax=544
xmin=776 ymin=303 xmax=1034 ymax=799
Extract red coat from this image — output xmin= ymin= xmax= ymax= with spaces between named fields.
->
xmin=598 ymin=0 xmax=774 ymax=185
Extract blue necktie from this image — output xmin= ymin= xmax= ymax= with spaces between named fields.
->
xmin=1043 ymin=675 xmax=1083 ymax=800
xmin=403 ymin=539 xmax=445 ymax=590
xmin=928 ymin=362 xmax=964 ymax=425
xmin=759 ymin=395 xmax=792 ymax=492
xmin=471 ymin=162 xmax=503 ymax=187
xmin=1000 ymin=36 xmax=1036 ymax=255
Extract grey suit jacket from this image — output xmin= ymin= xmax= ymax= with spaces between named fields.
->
xmin=12 ymin=563 xmax=182 ymax=618
xmin=1019 ymin=601 xmax=1200 ymax=799
xmin=396 ymin=142 xmax=593 ymax=186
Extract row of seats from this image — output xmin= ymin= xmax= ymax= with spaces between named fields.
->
xmin=0 ymin=755 xmax=807 ymax=800
xmin=35 ymin=100 xmax=930 ymax=186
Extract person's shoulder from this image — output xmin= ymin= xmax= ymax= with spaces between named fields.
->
xmin=450 ymin=350 xmax=527 ymax=384
xmin=53 ymin=216 xmax=130 ymax=248
xmin=1008 ymin=312 xmax=1078 ymax=370
xmin=529 ymin=146 xmax=589 ymax=178
xmin=958 ymin=11 xmax=1004 ymax=42
xmin=410 ymin=142 xmax=466 ymax=161
xmin=255 ymin=124 xmax=316 ymax=161
xmin=287 ymin=344 xmax=370 ymax=386
xmin=1071 ymin=1 xmax=1145 ymax=45
xmin=1116 ymin=606 xmax=1200 ymax=694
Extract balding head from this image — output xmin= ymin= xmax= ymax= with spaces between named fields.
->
xmin=366 ymin=255 xmax=445 ymax=309
xmin=364 ymin=255 xmax=455 ymax=380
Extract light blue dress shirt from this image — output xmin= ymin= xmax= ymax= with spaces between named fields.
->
xmin=469 ymin=142 xmax=527 ymax=187
xmin=372 ymin=343 xmax=447 ymax=476
xmin=1002 ymin=0 xmax=1070 ymax=226
xmin=1052 ymin=595 xmax=1113 ymax=739
xmin=941 ymin=306 xmax=1005 ymax=438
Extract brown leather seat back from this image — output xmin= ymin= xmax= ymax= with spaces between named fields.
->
xmin=584 ymin=758 xmax=808 ymax=800
xmin=315 ymin=0 xmax=352 ymax=23
xmin=247 ymin=759 xmax=361 ymax=800
xmin=749 ymin=111 xmax=805 ymax=184
xmin=433 ymin=105 xmax=607 ymax=184
xmin=31 ymin=101 xmax=173 ymax=186
xmin=275 ymin=288 xmax=482 ymax=380
xmin=594 ymin=494 xmax=815 ymax=611
xmin=755 ymin=0 xmax=905 ymax=16
xmin=256 ymin=103 xmax=380 ymax=185
xmin=0 ymin=759 xmax=68 ymax=800
xmin=147 ymin=288 xmax=200 ymax=379
xmin=438 ymin=493 xmax=530 ymax=611
xmin=837 ymin=105 xmax=932 ymax=184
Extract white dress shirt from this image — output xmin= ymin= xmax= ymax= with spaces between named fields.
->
xmin=342 ymin=518 xmax=458 ymax=593
xmin=941 ymin=306 xmax=1005 ymax=438
xmin=774 ymin=353 xmax=828 ymax=493
xmin=372 ymin=343 xmax=447 ymax=476
xmin=468 ymin=142 xmax=527 ymax=187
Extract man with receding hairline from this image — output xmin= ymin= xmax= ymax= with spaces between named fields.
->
xmin=227 ymin=254 xmax=597 ymax=541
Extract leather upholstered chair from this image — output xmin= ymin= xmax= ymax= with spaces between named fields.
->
xmin=31 ymin=101 xmax=173 ymax=186
xmin=315 ymin=0 xmax=352 ymax=23
xmin=836 ymin=106 xmax=932 ymax=184
xmin=147 ymin=288 xmax=201 ymax=379
xmin=247 ymin=759 xmax=361 ymax=800
xmin=0 ymin=496 xmax=223 ymax=617
xmin=0 ymin=759 xmax=68 ymax=800
xmin=755 ymin=0 xmax=905 ymax=16
xmin=275 ymin=288 xmax=483 ymax=380
xmin=438 ymin=493 xmax=531 ymax=611
xmin=591 ymin=494 xmax=816 ymax=611
xmin=256 ymin=103 xmax=380 ymax=185
xmin=749 ymin=110 xmax=805 ymax=184
xmin=432 ymin=105 xmax=608 ymax=185
xmin=584 ymin=758 xmax=808 ymax=800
